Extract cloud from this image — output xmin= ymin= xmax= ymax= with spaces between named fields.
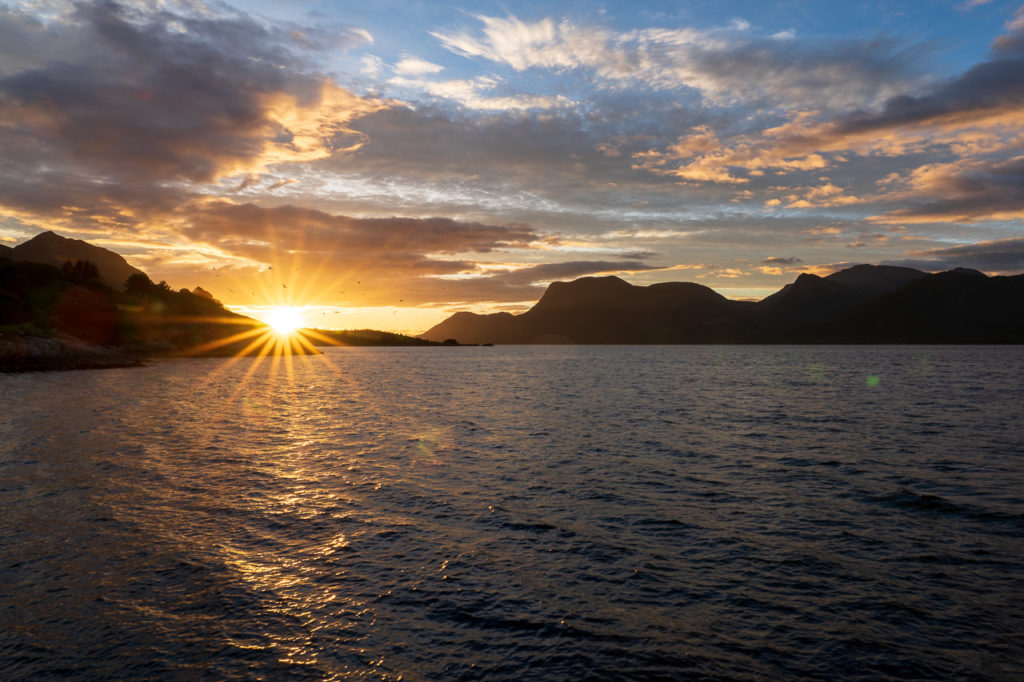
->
xmin=431 ymin=14 xmax=927 ymax=110
xmin=797 ymin=261 xmax=861 ymax=276
xmin=487 ymin=259 xmax=662 ymax=285
xmin=870 ymin=156 xmax=1024 ymax=223
xmin=336 ymin=103 xmax=652 ymax=196
xmin=0 ymin=0 xmax=385 ymax=208
xmin=3 ymin=2 xmax=1021 ymax=317
xmin=633 ymin=14 xmax=1024 ymax=199
xmin=884 ymin=237 xmax=1024 ymax=274
xmin=393 ymin=55 xmax=444 ymax=76
xmin=266 ymin=178 xmax=298 ymax=191
xmin=180 ymin=200 xmax=540 ymax=260
xmin=361 ymin=54 xmax=384 ymax=78
xmin=387 ymin=75 xmax=573 ymax=111
xmin=432 ymin=15 xmax=612 ymax=72
xmin=698 ymin=266 xmax=748 ymax=279
xmin=757 ymin=256 xmax=803 ymax=275
xmin=632 ymin=118 xmax=831 ymax=184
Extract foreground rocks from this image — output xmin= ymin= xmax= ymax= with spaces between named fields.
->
xmin=0 ymin=333 xmax=142 ymax=372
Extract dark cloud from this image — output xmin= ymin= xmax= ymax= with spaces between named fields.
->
xmin=762 ymin=256 xmax=802 ymax=266
xmin=687 ymin=37 xmax=932 ymax=110
xmin=350 ymin=105 xmax=613 ymax=180
xmin=179 ymin=201 xmax=539 ymax=273
xmin=492 ymin=260 xmax=661 ymax=285
xmin=0 ymin=5 xmax=52 ymax=76
xmin=0 ymin=165 xmax=192 ymax=230
xmin=837 ymin=53 xmax=1024 ymax=134
xmin=0 ymin=0 xmax=381 ymax=197
xmin=783 ymin=17 xmax=1024 ymax=147
xmin=319 ymin=102 xmax=741 ymax=226
xmin=885 ymin=238 xmax=1024 ymax=274
xmin=875 ymin=157 xmax=1024 ymax=223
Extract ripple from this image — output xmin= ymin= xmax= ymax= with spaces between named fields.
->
xmin=1 ymin=346 xmax=1023 ymax=680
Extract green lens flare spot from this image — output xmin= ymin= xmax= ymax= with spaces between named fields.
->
xmin=866 ymin=375 xmax=880 ymax=387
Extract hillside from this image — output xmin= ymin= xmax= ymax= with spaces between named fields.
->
xmin=9 ymin=231 xmax=146 ymax=289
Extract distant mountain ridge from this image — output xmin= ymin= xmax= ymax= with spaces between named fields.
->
xmin=421 ymin=265 xmax=1024 ymax=344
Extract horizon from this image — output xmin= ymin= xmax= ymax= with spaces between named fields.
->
xmin=6 ymin=229 xmax=1006 ymax=336
xmin=1 ymin=1 xmax=1023 ymax=333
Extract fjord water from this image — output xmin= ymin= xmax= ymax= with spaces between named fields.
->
xmin=1 ymin=346 xmax=1021 ymax=680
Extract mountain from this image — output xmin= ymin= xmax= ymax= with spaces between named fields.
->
xmin=753 ymin=265 xmax=930 ymax=335
xmin=824 ymin=264 xmax=927 ymax=294
xmin=9 ymin=230 xmax=145 ymax=290
xmin=420 ymin=266 xmax=1024 ymax=344
xmin=805 ymin=270 xmax=1024 ymax=343
xmin=424 ymin=275 xmax=748 ymax=344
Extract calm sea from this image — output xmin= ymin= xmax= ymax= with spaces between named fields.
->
xmin=1 ymin=346 xmax=1022 ymax=680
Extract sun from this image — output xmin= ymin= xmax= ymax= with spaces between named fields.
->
xmin=265 ymin=307 xmax=304 ymax=336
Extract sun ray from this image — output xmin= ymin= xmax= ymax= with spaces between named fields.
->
xmin=301 ymin=328 xmax=349 ymax=346
xmin=179 ymin=324 xmax=268 ymax=357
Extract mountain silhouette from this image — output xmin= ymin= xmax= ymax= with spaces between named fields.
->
xmin=10 ymin=230 xmax=145 ymax=289
xmin=802 ymin=269 xmax=1024 ymax=343
xmin=824 ymin=263 xmax=927 ymax=293
xmin=421 ymin=267 xmax=1024 ymax=344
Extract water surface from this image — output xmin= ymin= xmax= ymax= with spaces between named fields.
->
xmin=1 ymin=346 xmax=1022 ymax=679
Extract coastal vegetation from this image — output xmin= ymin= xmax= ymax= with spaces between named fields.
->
xmin=0 ymin=254 xmax=263 ymax=371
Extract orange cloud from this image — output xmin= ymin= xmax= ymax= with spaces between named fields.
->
xmin=633 ymin=118 xmax=833 ymax=184
xmin=250 ymin=84 xmax=387 ymax=172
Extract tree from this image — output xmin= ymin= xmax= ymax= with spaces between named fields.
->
xmin=125 ymin=272 xmax=155 ymax=293
xmin=61 ymin=259 xmax=101 ymax=281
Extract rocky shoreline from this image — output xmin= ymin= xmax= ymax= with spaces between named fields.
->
xmin=0 ymin=334 xmax=144 ymax=372
xmin=0 ymin=331 xmax=330 ymax=373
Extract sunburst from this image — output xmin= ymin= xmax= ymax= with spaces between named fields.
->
xmin=265 ymin=307 xmax=304 ymax=336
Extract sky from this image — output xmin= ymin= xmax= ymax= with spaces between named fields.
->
xmin=1 ymin=0 xmax=1023 ymax=333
